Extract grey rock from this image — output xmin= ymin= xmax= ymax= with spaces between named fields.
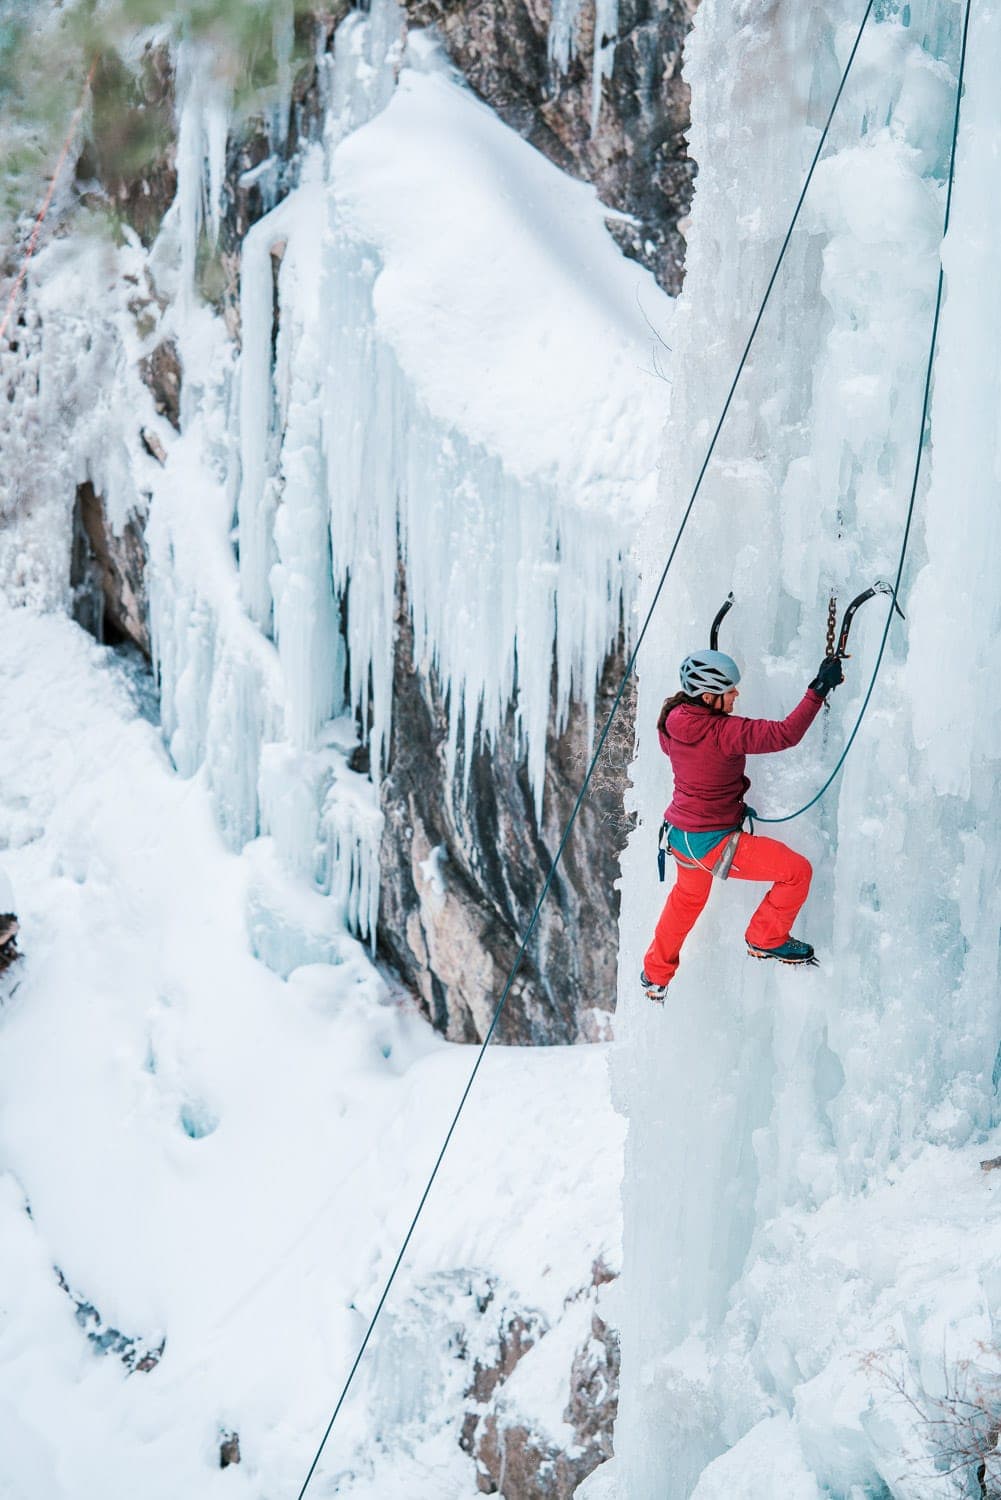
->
xmin=75 ymin=44 xmax=177 ymax=248
xmin=219 ymin=1430 xmax=241 ymax=1468
xmin=463 ymin=1260 xmax=620 ymax=1497
xmin=138 ymin=338 xmax=181 ymax=432
xmin=377 ymin=580 xmax=634 ymax=1044
xmin=70 ymin=482 xmax=150 ymax=658
xmin=54 ymin=1265 xmax=165 ymax=1374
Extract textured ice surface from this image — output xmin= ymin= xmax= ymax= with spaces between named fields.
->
xmin=613 ymin=1 xmax=1001 ymax=1496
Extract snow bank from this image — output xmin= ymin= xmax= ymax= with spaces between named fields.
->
xmin=0 ymin=604 xmax=622 ymax=1497
xmin=331 ymin=66 xmax=661 ymax=504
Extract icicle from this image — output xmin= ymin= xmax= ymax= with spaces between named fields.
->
xmin=590 ymin=0 xmax=618 ymax=135
xmin=174 ymin=45 xmax=232 ymax=297
xmin=204 ymin=98 xmax=228 ymax=247
xmin=548 ymin=0 xmax=583 ymax=75
xmin=236 ymin=201 xmax=292 ymax=633
xmin=270 ymin=151 xmax=343 ymax=748
xmin=174 ymin=45 xmax=204 ymax=309
xmin=323 ymin=0 xmax=404 ymax=155
xmin=547 ymin=0 xmax=619 ymax=134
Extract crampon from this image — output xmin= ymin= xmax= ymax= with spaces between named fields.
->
xmin=747 ymin=936 xmax=817 ymax=967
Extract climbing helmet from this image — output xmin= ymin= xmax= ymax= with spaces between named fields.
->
xmin=680 ymin=650 xmax=741 ymax=697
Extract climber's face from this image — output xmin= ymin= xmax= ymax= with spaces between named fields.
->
xmin=704 ymin=687 xmax=739 ymax=713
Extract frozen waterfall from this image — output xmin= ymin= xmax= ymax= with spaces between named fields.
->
xmin=609 ymin=1 xmax=1001 ymax=1496
xmin=138 ymin=5 xmax=668 ymax=968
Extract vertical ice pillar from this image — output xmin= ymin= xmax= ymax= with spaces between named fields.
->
xmin=323 ymin=0 xmax=404 ymax=154
xmin=613 ymin=1 xmax=989 ymax=1494
xmin=174 ymin=46 xmax=231 ymax=318
xmin=236 ymin=204 xmax=287 ymax=634
xmin=271 ymin=155 xmax=343 ymax=748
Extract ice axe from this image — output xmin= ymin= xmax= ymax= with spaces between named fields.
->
xmin=828 ymin=580 xmax=905 ymax=667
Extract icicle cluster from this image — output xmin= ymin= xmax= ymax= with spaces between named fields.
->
xmin=147 ymin=0 xmax=665 ymax=962
xmin=2 ymin=0 xmax=667 ymax=973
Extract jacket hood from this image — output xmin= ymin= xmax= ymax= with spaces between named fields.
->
xmin=665 ymin=703 xmax=718 ymax=746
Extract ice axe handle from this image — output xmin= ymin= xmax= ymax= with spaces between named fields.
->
xmin=709 ymin=593 xmax=735 ymax=651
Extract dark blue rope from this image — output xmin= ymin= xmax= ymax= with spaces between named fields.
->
xmin=294 ymin=6 xmax=878 ymax=1493
xmin=757 ymin=0 xmax=972 ymax=825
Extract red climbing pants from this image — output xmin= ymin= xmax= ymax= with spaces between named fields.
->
xmin=643 ymin=832 xmax=812 ymax=986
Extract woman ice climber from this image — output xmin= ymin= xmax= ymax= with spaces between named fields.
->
xmin=641 ymin=648 xmax=844 ymax=1002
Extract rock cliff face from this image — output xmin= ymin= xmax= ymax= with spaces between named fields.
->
xmin=406 ymin=0 xmax=696 ymax=292
xmin=460 ymin=1259 xmax=620 ymax=1495
xmin=70 ymin=483 xmax=149 ymax=657
xmin=379 ymin=585 xmax=635 ymax=1043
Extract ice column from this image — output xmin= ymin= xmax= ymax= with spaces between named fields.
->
xmin=174 ymin=46 xmax=230 ymax=310
xmin=318 ymin=225 xmax=629 ymax=812
xmin=613 ymin=1 xmax=998 ymax=1494
xmin=150 ymin=74 xmax=382 ymax=949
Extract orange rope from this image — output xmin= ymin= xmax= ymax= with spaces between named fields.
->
xmin=0 ymin=60 xmax=97 ymax=349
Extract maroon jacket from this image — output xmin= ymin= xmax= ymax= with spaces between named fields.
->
xmin=661 ymin=689 xmax=824 ymax=831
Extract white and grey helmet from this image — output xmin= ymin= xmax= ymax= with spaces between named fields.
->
xmin=680 ymin=650 xmax=741 ymax=697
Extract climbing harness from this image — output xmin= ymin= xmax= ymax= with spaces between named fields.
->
xmin=658 ymin=822 xmax=742 ymax=882
xmin=294 ymin=0 xmax=980 ymax=1489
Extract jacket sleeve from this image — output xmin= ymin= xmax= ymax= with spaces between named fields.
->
xmin=713 ymin=688 xmax=824 ymax=756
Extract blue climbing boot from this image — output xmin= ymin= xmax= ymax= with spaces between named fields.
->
xmin=640 ymin=970 xmax=669 ymax=1005
xmin=747 ymin=935 xmax=817 ymax=967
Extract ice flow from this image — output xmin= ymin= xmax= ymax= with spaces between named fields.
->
xmin=610 ymin=2 xmax=1001 ymax=1497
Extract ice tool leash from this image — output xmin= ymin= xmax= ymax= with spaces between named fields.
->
xmin=294 ymin=3 xmax=886 ymax=1493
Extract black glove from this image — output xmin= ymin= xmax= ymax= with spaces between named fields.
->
xmin=809 ymin=656 xmax=844 ymax=699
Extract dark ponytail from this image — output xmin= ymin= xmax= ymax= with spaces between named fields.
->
xmin=657 ymin=690 xmax=723 ymax=735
